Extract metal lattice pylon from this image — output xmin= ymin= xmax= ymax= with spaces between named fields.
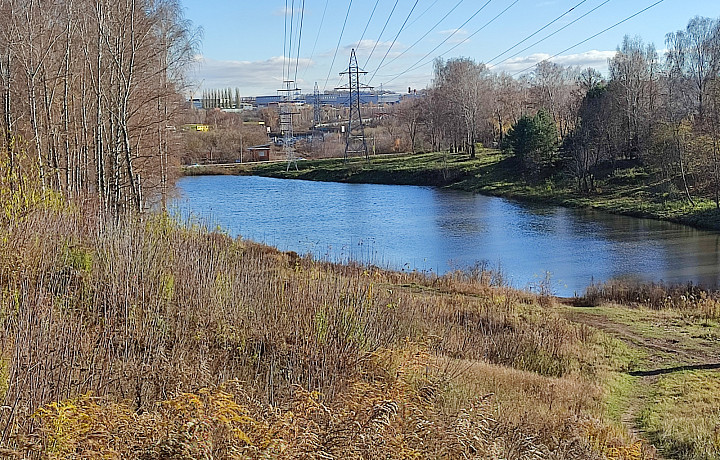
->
xmin=336 ymin=49 xmax=373 ymax=162
xmin=313 ymin=82 xmax=323 ymax=144
xmin=278 ymin=80 xmax=300 ymax=171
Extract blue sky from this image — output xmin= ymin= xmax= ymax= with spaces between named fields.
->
xmin=181 ymin=0 xmax=719 ymax=97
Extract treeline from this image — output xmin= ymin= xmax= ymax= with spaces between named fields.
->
xmin=394 ymin=16 xmax=720 ymax=206
xmin=0 ymin=0 xmax=197 ymax=214
xmin=201 ymin=87 xmax=245 ymax=110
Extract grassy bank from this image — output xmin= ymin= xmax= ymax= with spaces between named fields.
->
xmin=2 ymin=184 xmax=720 ymax=457
xmin=185 ymin=151 xmax=720 ymax=231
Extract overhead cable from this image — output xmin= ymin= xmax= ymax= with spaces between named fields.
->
xmin=363 ymin=0 xmax=400 ymax=69
xmin=376 ymin=0 xmax=467 ymax=72
xmin=382 ymin=0 xmax=525 ymax=85
xmin=288 ymin=0 xmax=295 ymax=81
xmin=323 ymin=0 xmax=354 ymax=91
xmin=510 ymin=0 xmax=665 ymax=76
xmin=375 ymin=0 xmax=493 ymax=84
xmin=301 ymin=0 xmax=329 ymax=80
xmin=356 ymin=0 xmax=381 ymax=53
xmin=294 ymin=0 xmax=306 ymax=83
xmin=492 ymin=0 xmax=611 ymax=69
xmin=368 ymin=0 xmax=421 ymax=84
xmin=487 ymin=0 xmax=591 ymax=64
xmin=282 ymin=0 xmax=288 ymax=83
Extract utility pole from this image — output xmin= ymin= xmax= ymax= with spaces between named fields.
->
xmin=336 ymin=49 xmax=373 ymax=163
xmin=278 ymin=80 xmax=300 ymax=171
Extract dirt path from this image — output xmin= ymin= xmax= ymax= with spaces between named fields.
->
xmin=564 ymin=307 xmax=720 ymax=459
xmin=565 ymin=309 xmax=718 ymax=365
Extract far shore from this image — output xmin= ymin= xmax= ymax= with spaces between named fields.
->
xmin=181 ymin=150 xmax=720 ymax=232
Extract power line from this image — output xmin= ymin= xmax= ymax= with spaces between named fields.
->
xmin=282 ymin=0 xmax=288 ymax=82
xmin=405 ymin=0 xmax=441 ymax=30
xmin=301 ymin=0 xmax=329 ymax=80
xmin=375 ymin=0 xmax=493 ymax=84
xmin=288 ymin=0 xmax=295 ymax=82
xmin=402 ymin=0 xmax=521 ymax=74
xmin=293 ymin=0 xmax=305 ymax=83
xmin=376 ymin=0 xmax=467 ymax=72
xmin=487 ymin=0 xmax=590 ymax=64
xmin=511 ymin=0 xmax=665 ymax=77
xmin=491 ymin=0 xmax=611 ymax=69
xmin=323 ymin=0 xmax=354 ymax=91
xmin=381 ymin=0 xmax=522 ymax=86
xmin=368 ymin=0 xmax=420 ymax=84
xmin=363 ymin=0 xmax=400 ymax=69
xmin=355 ymin=0 xmax=381 ymax=53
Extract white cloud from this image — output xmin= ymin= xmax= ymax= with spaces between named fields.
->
xmin=188 ymin=55 xmax=313 ymax=96
xmin=343 ymin=40 xmax=407 ymax=65
xmin=438 ymin=29 xmax=470 ymax=45
xmin=344 ymin=39 xmax=404 ymax=55
xmin=490 ymin=50 xmax=616 ymax=74
xmin=439 ymin=28 xmax=468 ymax=36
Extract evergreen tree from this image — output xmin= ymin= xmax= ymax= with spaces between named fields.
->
xmin=506 ymin=109 xmax=559 ymax=176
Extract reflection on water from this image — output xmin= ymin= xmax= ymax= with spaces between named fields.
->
xmin=175 ymin=175 xmax=720 ymax=296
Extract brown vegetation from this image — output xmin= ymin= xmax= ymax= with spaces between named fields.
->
xmin=0 ymin=0 xmax=197 ymax=213
xmin=0 ymin=168 xmax=652 ymax=457
xmin=583 ymin=280 xmax=720 ymax=320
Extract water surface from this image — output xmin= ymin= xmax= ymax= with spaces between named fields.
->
xmin=175 ymin=175 xmax=720 ymax=296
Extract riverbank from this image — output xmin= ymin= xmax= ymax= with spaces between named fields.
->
xmin=3 ymin=182 xmax=720 ymax=457
xmin=184 ymin=150 xmax=720 ymax=231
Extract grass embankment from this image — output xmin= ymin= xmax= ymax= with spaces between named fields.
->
xmin=565 ymin=284 xmax=720 ymax=460
xmin=1 ymin=188 xmax=719 ymax=457
xmin=186 ymin=151 xmax=720 ymax=231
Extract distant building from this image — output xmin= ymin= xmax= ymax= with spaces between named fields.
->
xmin=191 ymin=91 xmax=410 ymax=110
xmin=246 ymin=144 xmax=271 ymax=162
xmin=254 ymin=91 xmax=406 ymax=108
xmin=256 ymin=95 xmax=283 ymax=107
xmin=182 ymin=124 xmax=210 ymax=132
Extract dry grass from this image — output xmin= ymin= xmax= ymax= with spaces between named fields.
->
xmin=582 ymin=280 xmax=720 ymax=320
xmin=0 ymin=168 xmax=649 ymax=458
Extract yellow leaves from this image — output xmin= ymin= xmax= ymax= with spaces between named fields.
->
xmin=163 ymin=392 xmax=205 ymax=413
xmin=605 ymin=443 xmax=644 ymax=460
xmin=34 ymin=394 xmax=134 ymax=459
xmin=583 ymin=419 xmax=646 ymax=460
xmin=159 ymin=272 xmax=175 ymax=304
xmin=34 ymin=387 xmax=262 ymax=458
xmin=213 ymin=272 xmax=234 ymax=305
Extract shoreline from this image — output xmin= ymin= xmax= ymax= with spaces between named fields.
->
xmin=182 ymin=151 xmax=720 ymax=232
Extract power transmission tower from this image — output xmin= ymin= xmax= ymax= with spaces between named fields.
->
xmin=336 ymin=49 xmax=373 ymax=162
xmin=313 ymin=82 xmax=323 ymax=144
xmin=278 ymin=80 xmax=300 ymax=171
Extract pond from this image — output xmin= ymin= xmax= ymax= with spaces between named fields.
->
xmin=175 ymin=175 xmax=720 ymax=296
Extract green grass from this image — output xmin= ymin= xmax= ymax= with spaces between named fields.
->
xmin=603 ymin=372 xmax=641 ymax=423
xmin=639 ymin=370 xmax=720 ymax=459
xmin=565 ymin=302 xmax=720 ymax=458
xmin=185 ymin=150 xmax=720 ymax=231
xmin=569 ymin=305 xmax=720 ymax=364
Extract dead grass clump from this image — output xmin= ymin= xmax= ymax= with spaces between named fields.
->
xmin=0 ymin=190 xmax=623 ymax=457
xmin=24 ymin=344 xmax=631 ymax=459
xmin=25 ymin=347 xmax=498 ymax=459
xmin=583 ymin=280 xmax=720 ymax=319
